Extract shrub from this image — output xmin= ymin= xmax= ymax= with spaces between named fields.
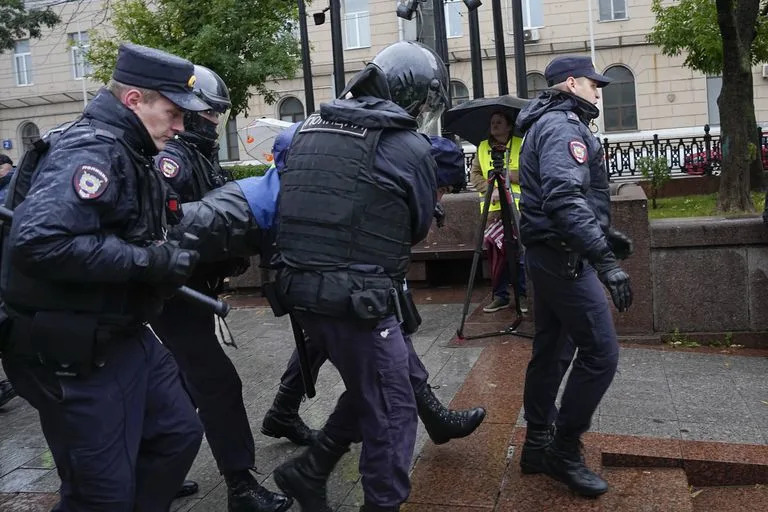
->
xmin=225 ymin=164 xmax=271 ymax=180
xmin=637 ymin=156 xmax=671 ymax=209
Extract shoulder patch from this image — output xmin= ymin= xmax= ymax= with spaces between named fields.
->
xmin=566 ymin=111 xmax=580 ymax=123
xmin=159 ymin=156 xmax=180 ymax=178
xmin=569 ymin=140 xmax=588 ymax=164
xmin=72 ymin=165 xmax=110 ymax=200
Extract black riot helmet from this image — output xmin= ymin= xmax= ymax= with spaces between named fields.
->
xmin=183 ymin=65 xmax=232 ymax=145
xmin=372 ymin=41 xmax=449 ymax=132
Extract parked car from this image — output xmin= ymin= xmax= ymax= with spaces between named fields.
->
xmin=684 ymin=145 xmax=768 ymax=175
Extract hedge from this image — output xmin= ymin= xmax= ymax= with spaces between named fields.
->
xmin=225 ymin=164 xmax=271 ymax=180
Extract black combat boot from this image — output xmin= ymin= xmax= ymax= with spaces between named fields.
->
xmin=415 ymin=384 xmax=486 ymax=445
xmin=224 ymin=470 xmax=293 ymax=512
xmin=519 ymin=424 xmax=554 ymax=474
xmin=261 ymin=384 xmax=320 ymax=446
xmin=273 ymin=431 xmax=349 ymax=512
xmin=542 ymin=432 xmax=608 ymax=497
xmin=359 ymin=505 xmax=400 ymax=511
xmin=174 ymin=479 xmax=199 ymax=499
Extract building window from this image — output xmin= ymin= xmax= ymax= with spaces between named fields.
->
xmin=445 ymin=0 xmax=463 ymax=38
xmin=14 ymin=40 xmax=32 ymax=86
xmin=20 ymin=122 xmax=40 ymax=151
xmin=342 ymin=0 xmax=371 ymax=49
xmin=507 ymin=0 xmax=544 ymax=30
xmin=526 ymin=72 xmax=547 ymax=99
xmin=599 ymin=0 xmax=627 ymax=21
xmin=218 ymin=118 xmax=240 ymax=162
xmin=707 ymin=76 xmax=722 ymax=126
xmin=451 ymin=80 xmax=469 ymax=105
xmin=279 ymin=97 xmax=305 ymax=123
xmin=602 ymin=65 xmax=637 ymax=132
xmin=68 ymin=31 xmax=91 ymax=79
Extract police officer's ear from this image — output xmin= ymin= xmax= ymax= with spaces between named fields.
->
xmin=121 ymin=88 xmax=145 ymax=112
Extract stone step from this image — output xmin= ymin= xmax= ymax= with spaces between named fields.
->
xmin=691 ymin=485 xmax=768 ymax=511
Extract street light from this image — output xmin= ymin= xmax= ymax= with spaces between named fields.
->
xmin=313 ymin=2 xmax=345 ymax=97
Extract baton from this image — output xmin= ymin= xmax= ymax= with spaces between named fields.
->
xmin=0 ymin=205 xmax=231 ymax=318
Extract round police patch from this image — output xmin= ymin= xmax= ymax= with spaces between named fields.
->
xmin=569 ymin=140 xmax=588 ymax=164
xmin=72 ymin=165 xmax=109 ymax=200
xmin=159 ymin=156 xmax=180 ymax=178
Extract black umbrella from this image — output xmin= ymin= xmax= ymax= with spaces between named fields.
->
xmin=443 ymin=95 xmax=531 ymax=146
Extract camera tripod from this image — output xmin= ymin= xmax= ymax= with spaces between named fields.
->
xmin=456 ymin=147 xmax=532 ymax=341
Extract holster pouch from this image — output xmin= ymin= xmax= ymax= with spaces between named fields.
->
xmin=398 ymin=287 xmax=422 ymax=335
xmin=30 ymin=312 xmax=98 ymax=377
xmin=545 ymin=240 xmax=584 ymax=280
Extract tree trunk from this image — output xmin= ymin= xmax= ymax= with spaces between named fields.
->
xmin=715 ymin=0 xmax=759 ymax=212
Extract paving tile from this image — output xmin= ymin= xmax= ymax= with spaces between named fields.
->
xmin=0 ymin=469 xmax=51 ymax=493
xmin=599 ymin=398 xmax=678 ymax=421
xmin=601 ymin=378 xmax=673 ymax=403
xmin=598 ymin=415 xmax=682 ymax=440
xmin=690 ymin=485 xmax=768 ymax=512
xmin=679 ymin=422 xmax=765 ymax=444
xmin=600 ymin=467 xmax=694 ymax=512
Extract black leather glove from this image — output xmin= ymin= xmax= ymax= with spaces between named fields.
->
xmin=607 ymin=228 xmax=633 ymax=260
xmin=139 ymin=242 xmax=199 ymax=287
xmin=593 ymin=261 xmax=633 ymax=312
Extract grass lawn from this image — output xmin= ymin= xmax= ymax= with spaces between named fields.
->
xmin=647 ymin=191 xmax=766 ymax=219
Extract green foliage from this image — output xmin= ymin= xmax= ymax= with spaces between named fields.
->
xmin=650 ymin=0 xmax=768 ymax=75
xmin=0 ymin=0 xmax=60 ymax=52
xmin=637 ymin=156 xmax=671 ymax=209
xmin=225 ymin=164 xmax=270 ymax=180
xmin=647 ymin=190 xmax=765 ymax=219
xmin=88 ymin=0 xmax=301 ymax=116
xmin=667 ymin=328 xmax=700 ymax=348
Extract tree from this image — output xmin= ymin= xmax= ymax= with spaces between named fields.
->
xmin=88 ymin=0 xmax=301 ymax=116
xmin=650 ymin=0 xmax=768 ymax=212
xmin=0 ymin=0 xmax=60 ymax=52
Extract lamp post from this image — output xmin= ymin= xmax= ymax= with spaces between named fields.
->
xmin=510 ymin=0 xmax=528 ymax=98
xmin=468 ymin=7 xmax=483 ymax=98
xmin=329 ymin=0 xmax=345 ymax=97
xmin=297 ymin=0 xmax=314 ymax=114
xmin=490 ymin=0 xmax=509 ymax=95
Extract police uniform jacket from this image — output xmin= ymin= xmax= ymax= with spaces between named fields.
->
xmin=515 ymin=90 xmax=613 ymax=263
xmin=155 ymin=133 xmax=246 ymax=290
xmin=2 ymin=89 xmax=171 ymax=321
xmin=275 ymin=96 xmax=437 ymax=320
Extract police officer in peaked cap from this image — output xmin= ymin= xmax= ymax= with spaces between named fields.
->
xmin=151 ymin=65 xmax=291 ymax=512
xmin=0 ymin=42 xmax=211 ymax=510
xmin=270 ymin=40 xmax=457 ymax=512
xmin=514 ymin=55 xmax=634 ymax=497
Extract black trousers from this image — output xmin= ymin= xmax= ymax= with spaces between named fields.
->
xmin=152 ymin=292 xmax=255 ymax=473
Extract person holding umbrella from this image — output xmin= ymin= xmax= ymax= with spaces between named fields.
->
xmin=469 ymin=111 xmax=527 ymax=313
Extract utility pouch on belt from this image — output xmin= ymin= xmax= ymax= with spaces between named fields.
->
xmin=30 ymin=312 xmax=98 ymax=377
xmin=397 ymin=287 xmax=422 ymax=335
xmin=545 ymin=240 xmax=583 ymax=280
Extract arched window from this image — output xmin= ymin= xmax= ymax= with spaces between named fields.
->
xmin=602 ymin=65 xmax=637 ymax=132
xmin=451 ymin=80 xmax=470 ymax=106
xmin=526 ymin=72 xmax=547 ymax=99
xmin=19 ymin=122 xmax=40 ymax=152
xmin=279 ymin=97 xmax=305 ymax=123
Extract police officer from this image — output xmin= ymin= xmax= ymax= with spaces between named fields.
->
xmin=515 ymin=55 xmax=633 ymax=497
xmin=0 ymin=43 xmax=207 ymax=511
xmin=262 ymin=127 xmax=486 ymax=449
xmin=151 ymin=65 xmax=291 ymax=512
xmin=270 ymin=41 xmax=449 ymax=512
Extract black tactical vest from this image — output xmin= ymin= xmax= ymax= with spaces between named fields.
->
xmin=0 ymin=119 xmax=170 ymax=321
xmin=277 ymin=113 xmax=412 ymax=279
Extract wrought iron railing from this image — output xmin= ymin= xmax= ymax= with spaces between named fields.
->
xmin=462 ymin=125 xmax=767 ymax=182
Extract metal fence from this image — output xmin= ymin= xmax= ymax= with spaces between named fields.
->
xmin=463 ymin=125 xmax=766 ymax=183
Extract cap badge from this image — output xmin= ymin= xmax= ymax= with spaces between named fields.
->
xmin=187 ymin=75 xmax=197 ymax=88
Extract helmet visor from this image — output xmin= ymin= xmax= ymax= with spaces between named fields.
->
xmin=200 ymin=108 xmax=231 ymax=141
xmin=415 ymin=79 xmax=448 ymax=133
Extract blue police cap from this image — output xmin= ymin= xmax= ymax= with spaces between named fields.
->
xmin=544 ymin=56 xmax=612 ymax=88
xmin=112 ymin=43 xmax=210 ymax=112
